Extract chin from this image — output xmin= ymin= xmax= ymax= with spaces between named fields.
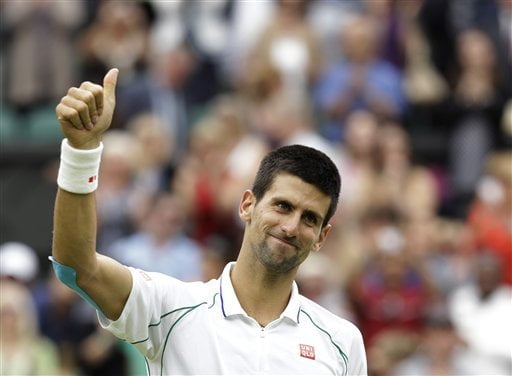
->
xmin=254 ymin=239 xmax=302 ymax=274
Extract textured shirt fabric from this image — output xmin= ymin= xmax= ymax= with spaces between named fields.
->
xmin=99 ymin=262 xmax=367 ymax=375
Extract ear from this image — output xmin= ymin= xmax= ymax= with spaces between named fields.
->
xmin=239 ymin=190 xmax=255 ymax=223
xmin=312 ymin=224 xmax=332 ymax=252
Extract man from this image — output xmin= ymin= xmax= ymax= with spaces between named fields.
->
xmin=52 ymin=69 xmax=367 ymax=375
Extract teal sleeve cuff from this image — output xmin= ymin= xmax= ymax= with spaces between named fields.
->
xmin=48 ymin=256 xmax=105 ymax=315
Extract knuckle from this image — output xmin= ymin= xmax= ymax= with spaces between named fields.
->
xmin=92 ymin=86 xmax=103 ymax=98
xmin=68 ymin=87 xmax=77 ymax=95
xmin=77 ymin=102 xmax=88 ymax=113
xmin=80 ymin=81 xmax=92 ymax=89
xmin=84 ymin=91 xmax=95 ymax=104
xmin=68 ymin=108 xmax=79 ymax=118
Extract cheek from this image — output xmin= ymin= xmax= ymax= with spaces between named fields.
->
xmin=256 ymin=209 xmax=281 ymax=229
xmin=298 ymin=227 xmax=320 ymax=248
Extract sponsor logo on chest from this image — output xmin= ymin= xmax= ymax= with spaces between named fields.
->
xmin=299 ymin=344 xmax=316 ymax=360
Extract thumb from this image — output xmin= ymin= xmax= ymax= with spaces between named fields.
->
xmin=103 ymin=68 xmax=119 ymax=105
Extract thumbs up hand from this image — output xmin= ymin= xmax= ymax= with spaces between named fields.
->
xmin=55 ymin=68 xmax=119 ymax=150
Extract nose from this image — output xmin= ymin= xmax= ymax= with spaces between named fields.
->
xmin=280 ymin=213 xmax=300 ymax=238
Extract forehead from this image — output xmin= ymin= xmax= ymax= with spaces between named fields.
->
xmin=262 ymin=174 xmax=331 ymax=213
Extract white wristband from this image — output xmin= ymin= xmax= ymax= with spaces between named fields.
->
xmin=57 ymin=139 xmax=103 ymax=194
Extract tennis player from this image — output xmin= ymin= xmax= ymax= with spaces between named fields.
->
xmin=51 ymin=68 xmax=367 ymax=375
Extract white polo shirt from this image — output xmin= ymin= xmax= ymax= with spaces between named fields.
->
xmin=99 ymin=262 xmax=367 ymax=375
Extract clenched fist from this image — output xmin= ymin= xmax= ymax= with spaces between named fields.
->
xmin=55 ymin=68 xmax=118 ymax=150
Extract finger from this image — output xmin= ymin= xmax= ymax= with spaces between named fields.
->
xmin=102 ymin=68 xmax=119 ymax=108
xmin=62 ymin=95 xmax=93 ymax=130
xmin=56 ymin=103 xmax=86 ymax=130
xmin=80 ymin=81 xmax=103 ymax=119
xmin=67 ymin=88 xmax=95 ymax=129
xmin=55 ymin=103 xmax=74 ymax=129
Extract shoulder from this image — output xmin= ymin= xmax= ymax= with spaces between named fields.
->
xmin=298 ymin=295 xmax=363 ymax=342
xmin=129 ymin=267 xmax=219 ymax=304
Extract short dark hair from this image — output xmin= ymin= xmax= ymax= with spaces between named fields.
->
xmin=252 ymin=145 xmax=341 ymax=226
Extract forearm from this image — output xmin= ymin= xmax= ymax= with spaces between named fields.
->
xmin=52 ymin=188 xmax=100 ymax=282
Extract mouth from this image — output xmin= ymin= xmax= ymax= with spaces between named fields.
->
xmin=269 ymin=234 xmax=298 ymax=249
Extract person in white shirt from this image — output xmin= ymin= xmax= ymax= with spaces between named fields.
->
xmin=448 ymin=252 xmax=512 ymax=375
xmin=51 ymin=68 xmax=367 ymax=375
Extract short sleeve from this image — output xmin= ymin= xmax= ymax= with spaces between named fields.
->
xmin=98 ymin=267 xmax=185 ymax=359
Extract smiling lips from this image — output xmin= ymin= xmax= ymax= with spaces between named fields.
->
xmin=269 ymin=233 xmax=299 ymax=249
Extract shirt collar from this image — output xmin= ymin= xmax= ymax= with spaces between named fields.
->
xmin=219 ymin=262 xmax=301 ymax=325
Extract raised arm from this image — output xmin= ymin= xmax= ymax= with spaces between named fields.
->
xmin=52 ymin=68 xmax=132 ymax=320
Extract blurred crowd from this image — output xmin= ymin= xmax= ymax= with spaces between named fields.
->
xmin=1 ymin=0 xmax=511 ymax=375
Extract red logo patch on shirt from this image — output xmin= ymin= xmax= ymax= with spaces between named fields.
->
xmin=299 ymin=344 xmax=315 ymax=360
xmin=88 ymin=175 xmax=97 ymax=183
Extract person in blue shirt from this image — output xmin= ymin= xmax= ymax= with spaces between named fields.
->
xmin=314 ymin=14 xmax=406 ymax=141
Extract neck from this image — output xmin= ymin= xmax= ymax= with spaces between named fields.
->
xmin=231 ymin=249 xmax=296 ymax=327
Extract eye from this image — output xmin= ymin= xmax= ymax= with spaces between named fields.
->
xmin=303 ymin=212 xmax=318 ymax=226
xmin=276 ymin=201 xmax=291 ymax=212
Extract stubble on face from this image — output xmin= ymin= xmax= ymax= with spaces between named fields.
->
xmin=251 ymin=233 xmax=309 ymax=276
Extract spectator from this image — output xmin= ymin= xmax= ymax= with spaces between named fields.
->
xmin=401 ymin=3 xmax=449 ymax=107
xmin=371 ymin=122 xmax=439 ymax=221
xmin=108 ymin=192 xmax=203 ymax=281
xmin=307 ymin=0 xmax=362 ymax=67
xmin=448 ymin=252 xmax=512 ymax=374
xmin=127 ymin=112 xmax=177 ymax=195
xmin=336 ymin=110 xmax=380 ymax=222
xmin=113 ymin=42 xmax=196 ymax=161
xmin=314 ymin=14 xmax=406 ymax=141
xmin=222 ymin=1 xmax=275 ymax=88
xmin=443 ymin=29 xmax=509 ymax=216
xmin=243 ymin=0 xmax=323 ymax=97
xmin=467 ymin=152 xmax=512 ymax=285
xmin=348 ymin=213 xmax=429 ymax=347
xmin=497 ymin=0 xmax=512 ymax=66
xmin=96 ymin=130 xmax=143 ymax=251
xmin=34 ymin=273 xmax=129 ymax=375
xmin=0 ymin=241 xmax=39 ymax=285
xmin=173 ymin=112 xmax=240 ymax=246
xmin=1 ymin=280 xmax=60 ymax=375
xmin=79 ymin=0 xmax=151 ymax=84
xmin=213 ymin=95 xmax=270 ymax=242
xmin=392 ymin=312 xmax=475 ymax=375
xmin=3 ymin=1 xmax=84 ymax=112
xmin=255 ymin=90 xmax=342 ymax=165
xmin=406 ymin=219 xmax=472 ymax=299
